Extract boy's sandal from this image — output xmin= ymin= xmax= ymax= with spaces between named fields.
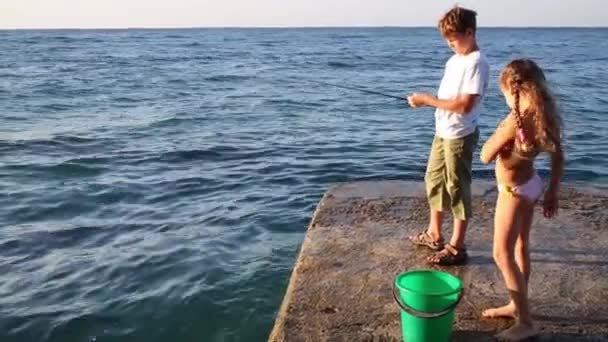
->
xmin=428 ymin=244 xmax=468 ymax=265
xmin=409 ymin=231 xmax=444 ymax=251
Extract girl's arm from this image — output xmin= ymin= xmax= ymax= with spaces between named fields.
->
xmin=480 ymin=114 xmax=517 ymax=164
xmin=543 ymin=137 xmax=564 ymax=218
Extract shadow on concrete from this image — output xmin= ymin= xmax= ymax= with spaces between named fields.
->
xmin=465 ymin=254 xmax=494 ymax=266
xmin=533 ymin=314 xmax=608 ymax=326
xmin=533 ymin=258 xmax=608 ymax=267
xmin=465 ymin=248 xmax=608 ymax=267
xmin=531 ymin=248 xmax=607 ymax=258
xmin=454 ymin=330 xmax=608 ymax=341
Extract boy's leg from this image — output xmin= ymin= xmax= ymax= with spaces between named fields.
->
xmin=445 ymin=128 xmax=478 ymax=247
xmin=411 ymin=134 xmax=448 ymax=249
xmin=427 ymin=128 xmax=477 ymax=264
xmin=424 ymin=135 xmax=449 ymax=241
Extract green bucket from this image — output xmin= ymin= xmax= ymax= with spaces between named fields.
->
xmin=392 ymin=270 xmax=463 ymax=342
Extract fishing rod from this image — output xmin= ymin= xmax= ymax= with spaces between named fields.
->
xmin=306 ymin=79 xmax=409 ymax=104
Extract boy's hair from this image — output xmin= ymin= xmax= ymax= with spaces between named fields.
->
xmin=438 ymin=6 xmax=477 ymax=37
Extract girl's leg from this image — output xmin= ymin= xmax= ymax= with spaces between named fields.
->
xmin=482 ymin=202 xmax=534 ymax=319
xmin=496 ymin=201 xmax=537 ymax=341
xmin=516 ymin=203 xmax=534 ymax=285
xmin=483 ymin=192 xmax=537 ymax=340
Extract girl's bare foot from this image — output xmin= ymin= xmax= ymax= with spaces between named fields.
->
xmin=482 ymin=302 xmax=517 ymax=319
xmin=495 ymin=322 xmax=538 ymax=341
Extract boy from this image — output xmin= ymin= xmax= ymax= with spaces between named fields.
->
xmin=407 ymin=5 xmax=489 ymax=265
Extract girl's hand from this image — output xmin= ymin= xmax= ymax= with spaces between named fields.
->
xmin=407 ymin=93 xmax=432 ymax=108
xmin=543 ymin=189 xmax=559 ymax=218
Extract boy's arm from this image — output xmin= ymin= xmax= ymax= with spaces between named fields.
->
xmin=409 ymin=93 xmax=478 ymax=114
xmin=480 ymin=114 xmax=516 ymax=164
xmin=408 ymin=61 xmax=487 ymax=114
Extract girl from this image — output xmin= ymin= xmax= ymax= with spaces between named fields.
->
xmin=480 ymin=59 xmax=564 ymax=341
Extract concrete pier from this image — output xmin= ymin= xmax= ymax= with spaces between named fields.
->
xmin=269 ymin=181 xmax=608 ymax=341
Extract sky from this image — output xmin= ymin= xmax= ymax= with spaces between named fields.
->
xmin=1 ymin=0 xmax=607 ymax=29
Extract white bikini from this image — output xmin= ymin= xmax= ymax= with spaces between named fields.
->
xmin=497 ymin=137 xmax=544 ymax=203
xmin=498 ymin=172 xmax=543 ymax=203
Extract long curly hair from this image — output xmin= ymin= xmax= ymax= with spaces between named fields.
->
xmin=499 ymin=59 xmax=562 ymax=153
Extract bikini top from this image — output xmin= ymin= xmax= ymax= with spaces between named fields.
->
xmin=501 ymin=110 xmax=541 ymax=162
xmin=511 ymin=126 xmax=539 ymax=161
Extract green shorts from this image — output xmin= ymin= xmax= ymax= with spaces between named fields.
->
xmin=425 ymin=128 xmax=479 ymax=220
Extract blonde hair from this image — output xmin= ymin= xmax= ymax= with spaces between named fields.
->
xmin=500 ymin=59 xmax=562 ymax=153
xmin=438 ymin=6 xmax=477 ymax=37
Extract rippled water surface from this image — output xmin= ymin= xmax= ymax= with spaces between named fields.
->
xmin=1 ymin=28 xmax=607 ymax=342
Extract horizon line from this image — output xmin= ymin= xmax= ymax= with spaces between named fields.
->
xmin=1 ymin=25 xmax=607 ymax=31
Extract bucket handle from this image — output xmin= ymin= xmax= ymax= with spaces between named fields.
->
xmin=392 ymin=282 xmax=463 ymax=319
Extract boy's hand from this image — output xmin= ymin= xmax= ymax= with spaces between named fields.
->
xmin=407 ymin=93 xmax=433 ymax=108
xmin=543 ymin=189 xmax=559 ymax=218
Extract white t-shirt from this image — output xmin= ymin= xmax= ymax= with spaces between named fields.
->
xmin=435 ymin=50 xmax=489 ymax=139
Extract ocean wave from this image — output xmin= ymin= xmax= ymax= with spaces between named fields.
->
xmin=0 ymin=134 xmax=99 ymax=150
xmin=5 ymin=161 xmax=106 ymax=178
xmin=327 ymin=61 xmax=356 ymax=68
xmin=262 ymin=98 xmax=324 ymax=107
xmin=159 ymin=146 xmax=243 ymax=163
xmin=205 ymin=75 xmax=251 ymax=82
xmin=332 ymin=34 xmax=369 ymax=39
